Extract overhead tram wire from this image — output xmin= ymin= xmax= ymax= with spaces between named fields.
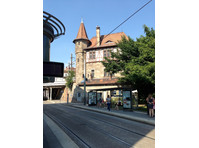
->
xmin=83 ymin=0 xmax=152 ymax=106
xmin=92 ymin=0 xmax=152 ymax=47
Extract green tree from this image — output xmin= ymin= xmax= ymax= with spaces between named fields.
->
xmin=65 ymin=70 xmax=75 ymax=90
xmin=102 ymin=25 xmax=155 ymax=102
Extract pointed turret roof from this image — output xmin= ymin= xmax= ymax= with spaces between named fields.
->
xmin=73 ymin=20 xmax=91 ymax=45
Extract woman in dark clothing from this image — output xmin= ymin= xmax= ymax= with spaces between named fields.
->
xmin=148 ymin=94 xmax=154 ymax=117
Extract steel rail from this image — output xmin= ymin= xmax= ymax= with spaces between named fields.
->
xmin=59 ymin=104 xmax=155 ymax=140
xmin=44 ymin=111 xmax=91 ymax=148
xmin=44 ymin=105 xmax=132 ymax=147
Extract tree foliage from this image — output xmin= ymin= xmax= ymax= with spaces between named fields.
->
xmin=65 ymin=70 xmax=75 ymax=91
xmin=102 ymin=25 xmax=155 ymax=102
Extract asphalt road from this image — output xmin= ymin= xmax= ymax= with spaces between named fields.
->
xmin=43 ymin=103 xmax=155 ymax=148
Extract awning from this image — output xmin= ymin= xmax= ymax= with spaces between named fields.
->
xmin=43 ymin=82 xmax=65 ymax=87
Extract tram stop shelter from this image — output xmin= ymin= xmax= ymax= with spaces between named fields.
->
xmin=87 ymin=87 xmax=135 ymax=109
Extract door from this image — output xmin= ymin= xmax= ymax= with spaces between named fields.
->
xmin=77 ymin=92 xmax=82 ymax=102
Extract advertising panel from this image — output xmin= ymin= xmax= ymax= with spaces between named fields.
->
xmin=123 ymin=91 xmax=131 ymax=109
xmin=88 ymin=92 xmax=97 ymax=105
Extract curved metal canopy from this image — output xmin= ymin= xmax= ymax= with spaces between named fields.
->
xmin=43 ymin=11 xmax=65 ymax=40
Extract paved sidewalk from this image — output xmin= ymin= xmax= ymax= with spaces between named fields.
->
xmin=67 ymin=103 xmax=155 ymax=126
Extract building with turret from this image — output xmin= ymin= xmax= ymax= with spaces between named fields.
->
xmin=71 ymin=20 xmax=133 ymax=105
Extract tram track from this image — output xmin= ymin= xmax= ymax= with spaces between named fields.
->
xmin=44 ymin=111 xmax=91 ymax=148
xmin=53 ymin=104 xmax=155 ymax=140
xmin=43 ymin=104 xmax=155 ymax=148
xmin=44 ymin=108 xmax=132 ymax=147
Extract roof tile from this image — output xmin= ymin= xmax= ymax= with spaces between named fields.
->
xmin=89 ymin=32 xmax=128 ymax=48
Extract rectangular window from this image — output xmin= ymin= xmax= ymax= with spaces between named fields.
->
xmin=92 ymin=52 xmax=95 ymax=59
xmin=89 ymin=52 xmax=92 ymax=59
xmin=104 ymin=71 xmax=115 ymax=77
xmin=107 ymin=50 xmax=111 ymax=57
xmin=104 ymin=71 xmax=110 ymax=77
xmin=91 ymin=70 xmax=94 ymax=78
xmin=89 ymin=51 xmax=95 ymax=59
xmin=104 ymin=50 xmax=112 ymax=58
xmin=104 ymin=50 xmax=106 ymax=58
xmin=78 ymin=93 xmax=81 ymax=97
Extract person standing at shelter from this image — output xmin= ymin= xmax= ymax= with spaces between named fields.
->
xmin=99 ymin=97 xmax=102 ymax=108
xmin=106 ymin=95 xmax=111 ymax=111
xmin=115 ymin=102 xmax=119 ymax=110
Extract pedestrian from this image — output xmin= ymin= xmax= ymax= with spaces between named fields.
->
xmin=115 ymin=98 xmax=121 ymax=110
xmin=153 ymin=97 xmax=155 ymax=117
xmin=118 ymin=98 xmax=122 ymax=106
xmin=106 ymin=95 xmax=111 ymax=111
xmin=148 ymin=94 xmax=154 ymax=117
xmin=101 ymin=99 xmax=104 ymax=108
xmin=115 ymin=102 xmax=119 ymax=110
xmin=146 ymin=95 xmax=150 ymax=115
xmin=99 ymin=97 xmax=102 ymax=108
xmin=97 ymin=98 xmax=100 ymax=108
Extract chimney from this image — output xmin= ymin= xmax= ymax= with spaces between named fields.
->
xmin=96 ymin=25 xmax=100 ymax=46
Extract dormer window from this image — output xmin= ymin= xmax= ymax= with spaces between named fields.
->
xmin=105 ymin=40 xmax=113 ymax=44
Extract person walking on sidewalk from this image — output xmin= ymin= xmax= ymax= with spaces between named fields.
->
xmin=106 ymin=95 xmax=111 ymax=111
xmin=148 ymin=95 xmax=154 ymax=117
xmin=153 ymin=97 xmax=155 ymax=117
xmin=146 ymin=95 xmax=150 ymax=115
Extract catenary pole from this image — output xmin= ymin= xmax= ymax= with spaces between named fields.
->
xmin=71 ymin=53 xmax=73 ymax=70
xmin=84 ymin=52 xmax=86 ymax=105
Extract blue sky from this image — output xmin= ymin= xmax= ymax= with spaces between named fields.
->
xmin=43 ymin=0 xmax=155 ymax=68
